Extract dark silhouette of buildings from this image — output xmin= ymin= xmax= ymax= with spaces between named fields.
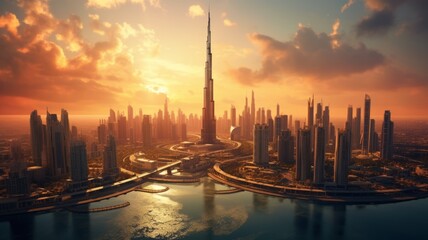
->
xmin=277 ymin=130 xmax=294 ymax=163
xmin=103 ymin=135 xmax=119 ymax=177
xmin=381 ymin=110 xmax=394 ymax=160
xmin=334 ymin=129 xmax=351 ymax=186
xmin=30 ymin=110 xmax=43 ymax=166
xmin=362 ymin=94 xmax=371 ymax=154
xmin=142 ymin=115 xmax=152 ymax=147
xmin=313 ymin=126 xmax=325 ymax=185
xmin=296 ymin=128 xmax=311 ymax=181
xmin=70 ymin=140 xmax=88 ymax=182
xmin=253 ymin=124 xmax=269 ymax=165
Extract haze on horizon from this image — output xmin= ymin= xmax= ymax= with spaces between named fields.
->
xmin=0 ymin=0 xmax=427 ymax=119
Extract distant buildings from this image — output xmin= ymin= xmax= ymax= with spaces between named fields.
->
xmin=296 ymin=128 xmax=311 ymax=181
xmin=381 ymin=110 xmax=394 ymax=160
xmin=45 ymin=112 xmax=68 ymax=178
xmin=313 ymin=126 xmax=325 ymax=185
xmin=277 ymin=130 xmax=294 ymax=163
xmin=334 ymin=129 xmax=351 ymax=186
xmin=70 ymin=140 xmax=88 ymax=182
xmin=362 ymin=94 xmax=371 ymax=154
xmin=253 ymin=124 xmax=269 ymax=165
xmin=103 ymin=135 xmax=119 ymax=177
xmin=30 ymin=110 xmax=43 ymax=166
xmin=142 ymin=115 xmax=152 ymax=148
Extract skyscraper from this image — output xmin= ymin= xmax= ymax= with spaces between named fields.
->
xmin=368 ymin=119 xmax=378 ymax=153
xmin=277 ymin=130 xmax=294 ymax=163
xmin=296 ymin=128 xmax=311 ymax=181
xmin=46 ymin=112 xmax=67 ymax=178
xmin=323 ymin=106 xmax=330 ymax=147
xmin=61 ymin=109 xmax=71 ymax=175
xmin=307 ymin=96 xmax=314 ymax=128
xmin=117 ymin=114 xmax=127 ymax=144
xmin=346 ymin=105 xmax=353 ymax=132
xmin=127 ymin=104 xmax=134 ymax=142
xmin=253 ymin=124 xmax=269 ymax=165
xmin=97 ymin=120 xmax=107 ymax=144
xmin=362 ymin=94 xmax=371 ymax=154
xmin=231 ymin=105 xmax=236 ymax=126
xmin=381 ymin=110 xmax=394 ymax=160
xmin=30 ymin=110 xmax=43 ymax=166
xmin=142 ymin=115 xmax=152 ymax=148
xmin=352 ymin=107 xmax=361 ymax=149
xmin=201 ymin=11 xmax=217 ymax=144
xmin=313 ymin=126 xmax=325 ymax=185
xmin=251 ymin=91 xmax=255 ymax=137
xmin=70 ymin=140 xmax=88 ymax=182
xmin=103 ymin=135 xmax=119 ymax=177
xmin=334 ymin=129 xmax=351 ymax=186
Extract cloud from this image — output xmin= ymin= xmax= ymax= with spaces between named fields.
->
xmin=223 ymin=19 xmax=236 ymax=27
xmin=356 ymin=0 xmax=428 ymax=36
xmin=229 ymin=24 xmax=385 ymax=85
xmin=0 ymin=0 xmax=160 ymax=114
xmin=87 ymin=0 xmax=161 ymax=10
xmin=341 ymin=0 xmax=355 ymax=13
xmin=0 ymin=13 xmax=20 ymax=37
xmin=356 ymin=9 xmax=395 ymax=36
xmin=188 ymin=5 xmax=204 ymax=18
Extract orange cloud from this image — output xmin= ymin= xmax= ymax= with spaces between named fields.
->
xmin=188 ymin=5 xmax=205 ymax=18
xmin=0 ymin=0 xmax=159 ymax=114
xmin=229 ymin=24 xmax=385 ymax=85
xmin=0 ymin=13 xmax=20 ymax=37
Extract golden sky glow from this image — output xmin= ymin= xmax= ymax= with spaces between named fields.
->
xmin=0 ymin=0 xmax=427 ymax=119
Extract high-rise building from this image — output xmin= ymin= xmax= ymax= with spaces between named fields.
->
xmin=334 ymin=129 xmax=351 ymax=186
xmin=103 ymin=135 xmax=119 ymax=177
xmin=142 ymin=115 xmax=152 ymax=147
xmin=307 ymin=96 xmax=314 ymax=127
xmin=70 ymin=140 xmax=88 ymax=182
xmin=267 ymin=117 xmax=274 ymax=142
xmin=253 ymin=124 xmax=269 ymax=165
xmin=117 ymin=114 xmax=127 ymax=144
xmin=323 ymin=106 xmax=330 ymax=147
xmin=368 ymin=119 xmax=378 ymax=153
xmin=352 ymin=107 xmax=361 ymax=149
xmin=231 ymin=105 xmax=236 ymax=126
xmin=201 ymin=11 xmax=217 ymax=144
xmin=346 ymin=105 xmax=353 ymax=132
xmin=277 ymin=130 xmax=294 ymax=163
xmin=128 ymin=104 xmax=134 ymax=143
xmin=46 ymin=112 xmax=67 ymax=178
xmin=7 ymin=140 xmax=30 ymax=196
xmin=71 ymin=126 xmax=78 ymax=141
xmin=362 ymin=94 xmax=371 ymax=154
xmin=274 ymin=116 xmax=282 ymax=150
xmin=281 ymin=115 xmax=288 ymax=131
xmin=296 ymin=128 xmax=311 ymax=181
xmin=294 ymin=120 xmax=301 ymax=137
xmin=30 ymin=110 xmax=43 ymax=166
xmin=97 ymin=120 xmax=107 ymax=144
xmin=61 ymin=109 xmax=71 ymax=175
xmin=316 ymin=102 xmax=323 ymax=124
xmin=313 ymin=126 xmax=325 ymax=185
xmin=251 ymin=91 xmax=255 ymax=136
xmin=381 ymin=110 xmax=394 ymax=160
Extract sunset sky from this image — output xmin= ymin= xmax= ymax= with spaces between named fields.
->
xmin=0 ymin=0 xmax=427 ymax=119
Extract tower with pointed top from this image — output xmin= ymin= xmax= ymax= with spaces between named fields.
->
xmin=201 ymin=11 xmax=217 ymax=144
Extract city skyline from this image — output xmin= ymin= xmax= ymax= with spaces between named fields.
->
xmin=0 ymin=0 xmax=427 ymax=118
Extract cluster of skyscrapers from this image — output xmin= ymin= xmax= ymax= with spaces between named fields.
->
xmin=251 ymin=94 xmax=394 ymax=186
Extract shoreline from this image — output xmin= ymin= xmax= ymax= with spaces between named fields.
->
xmin=208 ymin=161 xmax=428 ymax=205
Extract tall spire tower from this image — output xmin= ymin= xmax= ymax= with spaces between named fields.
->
xmin=201 ymin=10 xmax=216 ymax=144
